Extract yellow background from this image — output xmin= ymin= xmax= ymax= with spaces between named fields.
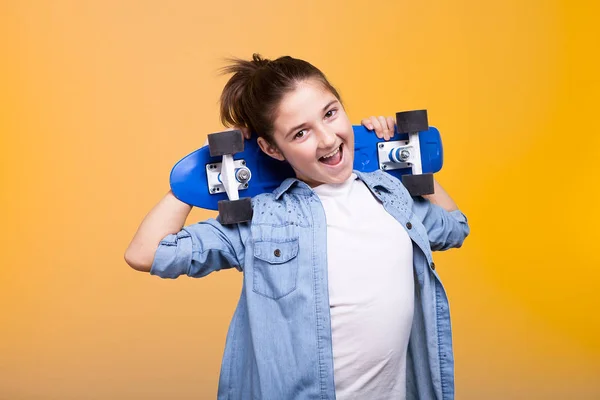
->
xmin=1 ymin=0 xmax=599 ymax=398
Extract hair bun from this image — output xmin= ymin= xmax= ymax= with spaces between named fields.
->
xmin=251 ymin=53 xmax=270 ymax=68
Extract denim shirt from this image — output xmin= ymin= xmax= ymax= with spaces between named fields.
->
xmin=150 ymin=169 xmax=470 ymax=400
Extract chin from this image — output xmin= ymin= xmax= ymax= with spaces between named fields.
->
xmin=327 ymin=167 xmax=353 ymax=184
xmin=339 ymin=168 xmax=354 ymax=180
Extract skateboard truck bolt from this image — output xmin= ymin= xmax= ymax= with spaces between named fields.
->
xmin=236 ymin=168 xmax=251 ymax=183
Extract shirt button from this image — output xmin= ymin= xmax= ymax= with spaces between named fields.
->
xmin=430 ymin=262 xmax=436 ymax=270
xmin=406 ymin=222 xmax=412 ymax=230
xmin=274 ymin=249 xmax=281 ymax=257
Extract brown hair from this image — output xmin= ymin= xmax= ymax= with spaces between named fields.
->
xmin=219 ymin=53 xmax=342 ymax=144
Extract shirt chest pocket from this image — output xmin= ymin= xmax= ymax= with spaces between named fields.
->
xmin=252 ymin=239 xmax=299 ymax=300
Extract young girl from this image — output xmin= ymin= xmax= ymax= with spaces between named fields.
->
xmin=125 ymin=54 xmax=469 ymax=400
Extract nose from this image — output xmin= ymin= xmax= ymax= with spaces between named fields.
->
xmin=317 ymin=125 xmax=337 ymax=149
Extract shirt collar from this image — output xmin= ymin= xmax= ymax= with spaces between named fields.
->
xmin=354 ymin=170 xmax=395 ymax=193
xmin=273 ymin=177 xmax=312 ymax=199
xmin=273 ymin=169 xmax=394 ymax=200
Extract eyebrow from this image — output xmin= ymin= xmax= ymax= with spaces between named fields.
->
xmin=285 ymin=99 xmax=339 ymax=139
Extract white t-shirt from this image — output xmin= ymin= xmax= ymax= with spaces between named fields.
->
xmin=313 ymin=173 xmax=414 ymax=400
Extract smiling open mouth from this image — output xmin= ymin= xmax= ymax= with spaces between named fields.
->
xmin=319 ymin=144 xmax=343 ymax=166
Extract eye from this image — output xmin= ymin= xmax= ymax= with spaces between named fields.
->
xmin=325 ymin=108 xmax=337 ymax=119
xmin=294 ymin=130 xmax=306 ymax=140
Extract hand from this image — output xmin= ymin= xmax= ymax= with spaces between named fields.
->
xmin=236 ymin=126 xmax=252 ymax=140
xmin=224 ymin=126 xmax=252 ymax=139
xmin=361 ymin=116 xmax=396 ymax=141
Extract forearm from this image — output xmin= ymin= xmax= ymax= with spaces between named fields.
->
xmin=124 ymin=191 xmax=193 ymax=272
xmin=421 ymin=178 xmax=459 ymax=212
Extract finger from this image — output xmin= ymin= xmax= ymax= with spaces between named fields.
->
xmin=370 ymin=116 xmax=384 ymax=138
xmin=386 ymin=116 xmax=396 ymax=138
xmin=224 ymin=126 xmax=251 ymax=139
xmin=379 ymin=116 xmax=392 ymax=141
xmin=361 ymin=118 xmax=374 ymax=130
xmin=377 ymin=116 xmax=390 ymax=140
xmin=240 ymin=126 xmax=251 ymax=139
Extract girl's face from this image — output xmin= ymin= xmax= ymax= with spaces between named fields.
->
xmin=258 ymin=79 xmax=355 ymax=187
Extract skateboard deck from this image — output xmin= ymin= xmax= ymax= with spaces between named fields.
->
xmin=170 ymin=125 xmax=443 ymax=210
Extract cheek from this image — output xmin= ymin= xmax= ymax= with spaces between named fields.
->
xmin=280 ymin=145 xmax=311 ymax=165
xmin=296 ymin=148 xmax=316 ymax=164
xmin=296 ymin=149 xmax=320 ymax=171
xmin=336 ymin=116 xmax=352 ymax=132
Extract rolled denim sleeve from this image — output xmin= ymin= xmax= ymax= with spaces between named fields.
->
xmin=412 ymin=197 xmax=470 ymax=251
xmin=150 ymin=218 xmax=245 ymax=279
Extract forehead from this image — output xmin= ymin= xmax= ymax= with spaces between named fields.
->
xmin=274 ymin=79 xmax=337 ymax=128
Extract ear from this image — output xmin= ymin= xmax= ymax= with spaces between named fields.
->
xmin=257 ymin=137 xmax=285 ymax=161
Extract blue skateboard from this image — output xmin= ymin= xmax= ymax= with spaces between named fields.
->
xmin=170 ymin=110 xmax=443 ymax=224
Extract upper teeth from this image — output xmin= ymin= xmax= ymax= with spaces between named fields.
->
xmin=322 ymin=146 xmax=340 ymax=159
